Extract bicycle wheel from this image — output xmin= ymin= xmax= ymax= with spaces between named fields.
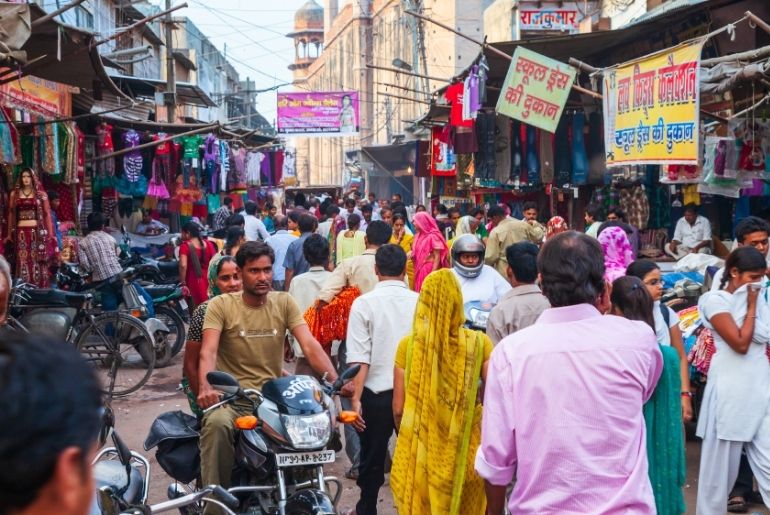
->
xmin=155 ymin=305 xmax=187 ymax=357
xmin=76 ymin=312 xmax=155 ymax=397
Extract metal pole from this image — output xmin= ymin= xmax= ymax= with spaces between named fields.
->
xmin=365 ymin=64 xmax=450 ymax=83
xmin=31 ymin=0 xmax=88 ymax=27
xmin=377 ymin=91 xmax=432 ymax=105
xmin=164 ymin=0 xmax=177 ymax=123
xmin=88 ymin=124 xmax=217 ymax=163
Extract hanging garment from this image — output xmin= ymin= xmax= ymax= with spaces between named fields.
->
xmin=474 ymin=112 xmax=497 ymax=180
xmin=525 ymin=125 xmax=540 ymax=185
xmin=619 ymin=184 xmax=650 ymax=230
xmin=260 ymin=150 xmax=272 ymax=185
xmin=123 ymin=130 xmax=143 ymax=182
xmin=554 ymin=114 xmax=572 ymax=186
xmin=246 ymin=152 xmax=262 ymax=186
xmin=539 ymin=129 xmax=554 ymax=184
xmin=445 ymin=82 xmax=474 ymax=128
xmin=272 ymin=150 xmax=284 ymax=185
xmin=219 ymin=140 xmax=230 ymax=191
xmin=587 ymin=112 xmax=606 ymax=184
xmin=510 ymin=120 xmax=522 ymax=180
xmin=431 ymin=126 xmax=456 ymax=176
xmin=571 ymin=112 xmax=589 ymax=185
xmin=494 ymin=118 xmax=510 ymax=184
xmin=203 ymin=134 xmax=219 ymax=193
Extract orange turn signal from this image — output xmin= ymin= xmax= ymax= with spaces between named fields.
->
xmin=234 ymin=415 xmax=259 ymax=430
xmin=130 ymin=309 xmax=143 ymax=318
xmin=338 ymin=411 xmax=359 ymax=424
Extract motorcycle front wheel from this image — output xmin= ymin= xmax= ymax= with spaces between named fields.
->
xmin=76 ymin=312 xmax=155 ymax=398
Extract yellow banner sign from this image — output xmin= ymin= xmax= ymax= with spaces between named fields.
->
xmin=603 ymin=39 xmax=705 ymax=167
xmin=496 ymin=47 xmax=576 ymax=133
xmin=0 ymin=76 xmax=71 ymax=117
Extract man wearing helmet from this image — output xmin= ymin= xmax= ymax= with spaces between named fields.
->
xmin=451 ymin=234 xmax=512 ymax=306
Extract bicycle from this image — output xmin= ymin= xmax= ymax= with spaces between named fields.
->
xmin=10 ymin=284 xmax=156 ymax=398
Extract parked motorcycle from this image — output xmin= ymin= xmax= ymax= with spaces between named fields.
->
xmin=144 ymin=367 xmax=361 ymax=515
xmin=92 ymin=406 xmax=240 ymax=515
xmin=56 ymin=263 xmax=173 ymax=367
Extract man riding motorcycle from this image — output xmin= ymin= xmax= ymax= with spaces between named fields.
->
xmin=196 ymin=241 xmax=338 ymax=514
xmin=451 ymin=234 xmax=512 ymax=307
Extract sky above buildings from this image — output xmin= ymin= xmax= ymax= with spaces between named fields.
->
xmin=156 ymin=0 xmax=309 ymax=126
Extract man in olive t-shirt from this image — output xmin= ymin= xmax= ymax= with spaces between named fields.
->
xmin=197 ymin=242 xmax=338 ymax=507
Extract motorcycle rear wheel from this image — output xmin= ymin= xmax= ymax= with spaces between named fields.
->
xmin=76 ymin=312 xmax=155 ymax=398
xmin=155 ymin=305 xmax=187 ymax=357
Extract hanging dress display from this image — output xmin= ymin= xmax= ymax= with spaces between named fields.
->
xmin=94 ymin=122 xmax=118 ymax=218
xmin=116 ymin=129 xmax=147 ymax=197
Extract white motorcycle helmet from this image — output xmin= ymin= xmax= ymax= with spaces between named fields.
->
xmin=451 ymin=234 xmax=485 ymax=278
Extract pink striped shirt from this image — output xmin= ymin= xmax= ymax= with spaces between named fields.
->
xmin=475 ymin=304 xmax=662 ymax=514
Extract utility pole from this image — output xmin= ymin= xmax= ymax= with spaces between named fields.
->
xmin=164 ymin=0 xmax=176 ymax=123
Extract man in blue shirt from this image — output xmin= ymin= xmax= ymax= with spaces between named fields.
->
xmin=282 ymin=214 xmax=317 ymax=291
xmin=267 ymin=215 xmax=297 ymax=292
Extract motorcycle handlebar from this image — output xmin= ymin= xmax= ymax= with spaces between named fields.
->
xmin=212 ymin=486 xmax=239 ymax=509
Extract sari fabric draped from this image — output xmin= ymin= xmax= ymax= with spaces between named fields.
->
xmin=599 ymin=226 xmax=634 ymax=282
xmin=391 ymin=269 xmax=488 ymax=515
xmin=411 ymin=212 xmax=449 ymax=292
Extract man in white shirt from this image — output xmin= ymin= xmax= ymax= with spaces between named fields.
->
xmin=665 ymin=204 xmax=712 ymax=259
xmin=317 ymin=205 xmax=340 ymax=240
xmin=346 ymin=244 xmax=419 ymax=515
xmin=243 ymin=201 xmax=270 ymax=241
xmin=287 ymin=234 xmax=340 ymax=377
xmin=451 ymin=234 xmax=511 ymax=307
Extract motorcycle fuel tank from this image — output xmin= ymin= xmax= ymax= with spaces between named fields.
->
xmin=261 ymin=375 xmax=325 ymax=415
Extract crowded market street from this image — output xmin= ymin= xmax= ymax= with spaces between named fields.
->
xmin=5 ymin=1 xmax=770 ymax=515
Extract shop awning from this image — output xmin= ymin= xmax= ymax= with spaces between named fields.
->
xmin=108 ymin=73 xmax=218 ymax=108
xmin=0 ymin=4 xmax=127 ymax=99
xmin=361 ymin=142 xmax=419 ymax=177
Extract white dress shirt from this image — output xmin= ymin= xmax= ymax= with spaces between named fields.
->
xmin=452 ymin=264 xmax=513 ymax=306
xmin=244 ymin=214 xmax=270 ymax=241
xmin=345 ymin=280 xmax=419 ymax=393
xmin=673 ymin=215 xmax=712 ymax=249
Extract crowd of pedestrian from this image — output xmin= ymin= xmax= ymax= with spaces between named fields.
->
xmin=3 ymin=189 xmax=770 ymax=515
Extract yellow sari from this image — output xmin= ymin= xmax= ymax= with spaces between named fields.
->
xmin=390 ymin=232 xmax=415 ymax=289
xmin=392 ymin=269 xmax=490 ymax=515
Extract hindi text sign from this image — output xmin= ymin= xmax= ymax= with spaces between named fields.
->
xmin=277 ymin=91 xmax=359 ymax=137
xmin=603 ymin=39 xmax=705 ymax=167
xmin=496 ymin=47 xmax=576 ymax=133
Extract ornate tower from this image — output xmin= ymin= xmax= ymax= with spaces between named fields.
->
xmin=287 ymin=0 xmax=324 ymax=83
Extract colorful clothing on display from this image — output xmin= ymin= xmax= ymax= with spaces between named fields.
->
xmin=9 ymin=171 xmax=55 ymax=287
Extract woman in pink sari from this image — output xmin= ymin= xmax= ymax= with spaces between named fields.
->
xmin=598 ymin=226 xmax=635 ymax=282
xmin=411 ymin=211 xmax=449 ymax=292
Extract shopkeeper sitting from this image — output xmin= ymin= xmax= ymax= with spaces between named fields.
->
xmin=135 ymin=210 xmax=168 ymax=236
xmin=665 ymin=204 xmax=712 ymax=259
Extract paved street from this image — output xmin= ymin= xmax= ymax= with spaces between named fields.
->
xmin=112 ymin=353 xmax=768 ymax=515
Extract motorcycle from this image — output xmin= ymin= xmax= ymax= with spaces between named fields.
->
xmin=92 ymin=406 xmax=240 ymax=515
xmin=56 ymin=263 xmax=172 ymax=367
xmin=464 ymin=300 xmax=495 ymax=331
xmin=144 ymin=367 xmax=361 ymax=515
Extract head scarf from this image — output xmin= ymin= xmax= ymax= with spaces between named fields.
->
xmin=207 ymin=253 xmax=234 ymax=297
xmin=454 ymin=215 xmax=474 ymax=238
xmin=411 ymin=211 xmax=449 ymax=292
xmin=391 ymin=269 xmax=487 ymax=515
xmin=599 ymin=226 xmax=634 ymax=282
xmin=545 ymin=216 xmax=568 ymax=239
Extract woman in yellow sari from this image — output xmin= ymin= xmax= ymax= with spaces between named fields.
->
xmin=390 ymin=213 xmax=415 ymax=289
xmin=391 ymin=268 xmax=492 ymax=515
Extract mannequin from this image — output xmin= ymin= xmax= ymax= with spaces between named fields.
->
xmin=5 ymin=168 xmax=57 ymax=287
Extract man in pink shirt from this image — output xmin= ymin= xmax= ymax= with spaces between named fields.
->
xmin=476 ymin=231 xmax=663 ymax=514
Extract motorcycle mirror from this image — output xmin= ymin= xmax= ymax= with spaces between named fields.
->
xmin=96 ymin=486 xmax=120 ymax=515
xmin=98 ymin=406 xmax=115 ymax=448
xmin=111 ymin=431 xmax=133 ymax=467
xmin=207 ymin=371 xmax=242 ymax=395
xmin=340 ymin=365 xmax=361 ymax=383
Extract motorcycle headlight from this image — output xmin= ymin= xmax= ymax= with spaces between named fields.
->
xmin=280 ymin=413 xmax=331 ymax=450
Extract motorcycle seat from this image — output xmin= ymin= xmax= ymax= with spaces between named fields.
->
xmin=93 ymin=460 xmax=144 ymax=505
xmin=20 ymin=289 xmax=90 ymax=308
xmin=143 ymin=284 xmax=179 ymax=299
xmin=157 ymin=260 xmax=179 ymax=277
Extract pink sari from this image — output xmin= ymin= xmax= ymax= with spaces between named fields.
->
xmin=599 ymin=226 xmax=634 ymax=282
xmin=411 ymin=212 xmax=449 ymax=292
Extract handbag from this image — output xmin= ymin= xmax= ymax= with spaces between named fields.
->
xmin=687 ymin=326 xmax=715 ymax=376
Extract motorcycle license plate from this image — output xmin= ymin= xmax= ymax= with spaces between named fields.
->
xmin=275 ymin=450 xmax=335 ymax=468
xmin=179 ymin=299 xmax=188 ymax=311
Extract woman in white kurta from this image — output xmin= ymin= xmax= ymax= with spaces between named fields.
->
xmin=696 ymin=246 xmax=770 ymax=514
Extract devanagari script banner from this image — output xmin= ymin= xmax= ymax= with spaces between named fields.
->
xmin=495 ymin=47 xmax=576 ymax=133
xmin=603 ymin=39 xmax=705 ymax=167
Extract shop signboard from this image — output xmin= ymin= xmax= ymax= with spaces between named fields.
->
xmin=276 ymin=91 xmax=359 ymax=136
xmin=496 ymin=47 xmax=576 ymax=133
xmin=603 ymin=39 xmax=705 ymax=167
xmin=520 ymin=8 xmax=580 ymax=33
xmin=0 ymin=75 xmax=72 ymax=117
